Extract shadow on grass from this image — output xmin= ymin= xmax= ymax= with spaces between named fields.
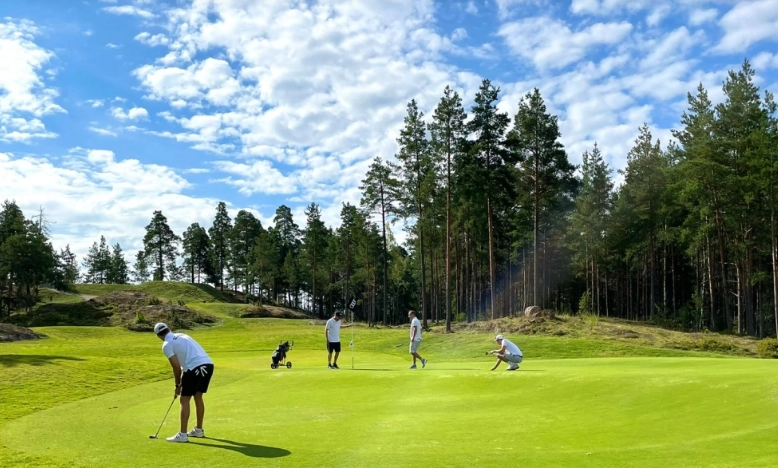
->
xmin=193 ymin=438 xmax=290 ymax=458
xmin=350 ymin=368 xmax=394 ymax=371
xmin=0 ymin=354 xmax=85 ymax=368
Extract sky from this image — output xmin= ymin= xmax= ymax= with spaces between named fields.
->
xmin=1 ymin=0 xmax=778 ymax=264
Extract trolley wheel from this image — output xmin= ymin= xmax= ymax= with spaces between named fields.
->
xmin=271 ymin=363 xmax=277 ymax=369
xmin=286 ymin=362 xmax=292 ymax=368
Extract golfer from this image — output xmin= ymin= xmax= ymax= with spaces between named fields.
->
xmin=408 ymin=310 xmax=427 ymax=369
xmin=154 ymin=322 xmax=214 ymax=443
xmin=325 ymin=311 xmax=346 ymax=369
xmin=489 ymin=334 xmax=523 ymax=371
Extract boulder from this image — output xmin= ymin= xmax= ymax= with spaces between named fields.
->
xmin=524 ymin=306 xmax=542 ymax=317
xmin=0 ymin=323 xmax=42 ymax=342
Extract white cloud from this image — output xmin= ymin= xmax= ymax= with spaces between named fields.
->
xmin=88 ymin=126 xmax=117 ymax=137
xmin=570 ymin=0 xmax=654 ymax=15
xmin=134 ymin=32 xmax=170 ymax=47
xmin=0 ymin=20 xmax=64 ymax=142
xmin=0 ymin=150 xmax=222 ymax=263
xmin=212 ymin=160 xmax=298 ymax=195
xmin=498 ymin=17 xmax=633 ymax=69
xmin=465 ymin=1 xmax=478 ymax=14
xmin=105 ymin=43 xmax=121 ymax=49
xmin=111 ymin=106 xmax=149 ymax=120
xmin=753 ymin=52 xmax=778 ymax=70
xmin=689 ymin=8 xmax=719 ymax=26
xmin=86 ymin=99 xmax=105 ymax=108
xmin=715 ymin=0 xmax=778 ymax=53
xmin=102 ymin=5 xmax=155 ymax=19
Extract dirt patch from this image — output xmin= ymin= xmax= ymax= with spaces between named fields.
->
xmin=0 ymin=323 xmax=43 ymax=342
xmin=240 ymin=305 xmax=309 ymax=319
xmin=15 ymin=291 xmax=216 ymax=331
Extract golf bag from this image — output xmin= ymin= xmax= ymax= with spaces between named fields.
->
xmin=271 ymin=340 xmax=293 ymax=369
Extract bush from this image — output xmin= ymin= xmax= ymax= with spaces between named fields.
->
xmin=145 ymin=296 xmax=161 ymax=306
xmin=757 ymin=339 xmax=778 ymax=359
xmin=135 ymin=311 xmax=147 ymax=324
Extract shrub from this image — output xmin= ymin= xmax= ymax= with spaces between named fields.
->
xmin=757 ymin=339 xmax=778 ymax=359
xmin=135 ymin=311 xmax=147 ymax=324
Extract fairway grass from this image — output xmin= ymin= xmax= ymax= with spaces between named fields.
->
xmin=3 ymin=318 xmax=778 ymax=467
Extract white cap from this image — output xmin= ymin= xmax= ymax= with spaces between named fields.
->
xmin=154 ymin=322 xmax=169 ymax=334
xmin=494 ymin=334 xmax=504 ymax=341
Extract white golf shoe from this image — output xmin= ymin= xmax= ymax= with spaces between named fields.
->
xmin=507 ymin=364 xmax=519 ymax=371
xmin=187 ymin=427 xmax=205 ymax=438
xmin=166 ymin=432 xmax=189 ymax=443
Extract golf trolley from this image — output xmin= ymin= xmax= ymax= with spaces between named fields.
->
xmin=271 ymin=340 xmax=294 ymax=369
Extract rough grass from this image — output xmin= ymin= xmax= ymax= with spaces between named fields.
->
xmin=10 ymin=291 xmax=218 ymax=331
xmin=70 ymin=282 xmax=240 ymax=304
xmin=443 ymin=315 xmax=760 ymax=357
xmin=2 ymin=319 xmax=778 ymax=467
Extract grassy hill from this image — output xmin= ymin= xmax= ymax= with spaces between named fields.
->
xmin=69 ymin=281 xmax=240 ymax=304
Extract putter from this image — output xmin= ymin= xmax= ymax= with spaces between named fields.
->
xmin=149 ymin=396 xmax=177 ymax=439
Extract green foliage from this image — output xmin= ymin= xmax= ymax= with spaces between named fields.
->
xmin=142 ymin=210 xmax=180 ymax=282
xmin=135 ymin=310 xmax=147 ymax=324
xmin=757 ymin=338 xmax=778 ymax=359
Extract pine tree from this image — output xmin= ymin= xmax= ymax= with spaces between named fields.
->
xmin=209 ymin=202 xmax=232 ymax=290
xmin=107 ymin=243 xmax=129 ymax=284
xmin=468 ymin=80 xmax=511 ymax=319
xmin=143 ymin=211 xmax=180 ymax=281
xmin=229 ymin=210 xmax=263 ymax=292
xmin=360 ymin=158 xmax=399 ymax=325
xmin=395 ymin=99 xmax=433 ymax=327
xmin=132 ymin=250 xmax=151 ymax=284
xmin=430 ymin=85 xmax=467 ymax=330
xmin=302 ymin=203 xmax=328 ymax=316
xmin=182 ymin=223 xmax=212 ymax=284
xmin=512 ymin=88 xmax=577 ymax=308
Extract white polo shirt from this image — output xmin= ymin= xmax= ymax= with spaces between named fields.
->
xmin=410 ymin=317 xmax=422 ymax=341
xmin=162 ymin=332 xmax=212 ymax=371
xmin=325 ymin=317 xmax=341 ymax=342
xmin=502 ymin=338 xmax=522 ymax=357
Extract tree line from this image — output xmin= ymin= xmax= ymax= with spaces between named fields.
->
xmin=2 ymin=59 xmax=777 ymax=338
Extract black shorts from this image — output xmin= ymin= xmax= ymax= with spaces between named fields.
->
xmin=327 ymin=341 xmax=341 ymax=353
xmin=181 ymin=364 xmax=214 ymax=397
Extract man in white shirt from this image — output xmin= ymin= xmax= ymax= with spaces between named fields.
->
xmin=489 ymin=334 xmax=523 ymax=371
xmin=325 ymin=311 xmax=345 ymax=369
xmin=408 ymin=310 xmax=427 ymax=369
xmin=154 ymin=322 xmax=215 ymax=443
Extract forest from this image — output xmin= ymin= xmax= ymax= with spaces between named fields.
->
xmin=2 ymin=59 xmax=777 ymax=338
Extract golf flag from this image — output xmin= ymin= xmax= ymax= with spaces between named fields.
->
xmin=349 ymin=298 xmax=356 ymax=309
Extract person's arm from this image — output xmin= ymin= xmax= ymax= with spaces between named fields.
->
xmin=411 ymin=325 xmax=418 ymax=341
xmin=489 ymin=345 xmax=508 ymax=355
xmin=168 ymin=355 xmax=182 ymax=397
xmin=325 ymin=324 xmax=331 ymax=343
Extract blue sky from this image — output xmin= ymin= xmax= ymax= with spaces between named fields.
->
xmin=1 ymin=0 xmax=777 ymax=263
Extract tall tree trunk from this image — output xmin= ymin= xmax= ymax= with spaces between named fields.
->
xmin=419 ymin=204 xmax=428 ymax=328
xmin=445 ymin=160 xmax=452 ymax=332
xmin=381 ymin=191 xmax=388 ymax=326
xmin=487 ymin=196 xmax=497 ymax=320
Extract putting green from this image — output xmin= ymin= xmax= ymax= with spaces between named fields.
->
xmin=4 ymin=349 xmax=778 ymax=467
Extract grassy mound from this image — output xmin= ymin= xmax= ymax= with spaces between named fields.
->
xmin=0 ymin=323 xmax=42 ymax=342
xmin=239 ymin=304 xmax=309 ymax=319
xmin=70 ymin=282 xmax=240 ymax=304
xmin=444 ymin=315 xmax=759 ymax=357
xmin=12 ymin=291 xmax=217 ymax=331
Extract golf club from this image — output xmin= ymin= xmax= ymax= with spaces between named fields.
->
xmin=149 ymin=396 xmax=177 ymax=439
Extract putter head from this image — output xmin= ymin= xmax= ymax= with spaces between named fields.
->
xmin=149 ymin=435 xmax=157 ymax=439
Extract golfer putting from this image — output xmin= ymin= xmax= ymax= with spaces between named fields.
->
xmin=408 ymin=310 xmax=427 ymax=369
xmin=488 ymin=334 xmax=523 ymax=371
xmin=154 ymin=322 xmax=214 ymax=443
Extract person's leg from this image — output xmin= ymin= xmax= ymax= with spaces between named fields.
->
xmin=194 ymin=393 xmax=205 ymax=429
xmin=179 ymin=396 xmax=191 ymax=433
xmin=327 ymin=348 xmax=333 ymax=365
xmin=333 ymin=350 xmax=340 ymax=365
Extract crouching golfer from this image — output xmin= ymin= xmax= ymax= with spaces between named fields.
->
xmin=154 ymin=322 xmax=214 ymax=443
xmin=408 ymin=310 xmax=427 ymax=369
xmin=489 ymin=334 xmax=523 ymax=371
